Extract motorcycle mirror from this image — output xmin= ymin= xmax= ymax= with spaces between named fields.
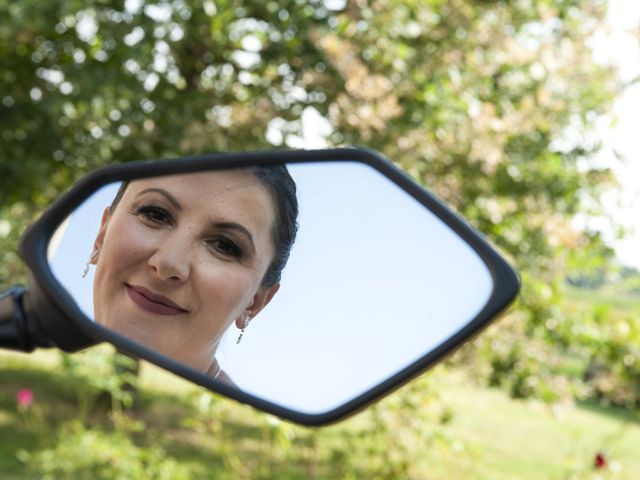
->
xmin=14 ymin=148 xmax=518 ymax=425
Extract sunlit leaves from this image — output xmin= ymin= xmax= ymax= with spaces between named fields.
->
xmin=0 ymin=0 xmax=626 ymax=404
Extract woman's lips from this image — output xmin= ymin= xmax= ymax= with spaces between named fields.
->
xmin=125 ymin=284 xmax=187 ymax=316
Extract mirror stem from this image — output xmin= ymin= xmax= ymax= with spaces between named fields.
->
xmin=0 ymin=285 xmax=41 ymax=352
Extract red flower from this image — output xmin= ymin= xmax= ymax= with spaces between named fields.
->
xmin=16 ymin=388 xmax=34 ymax=409
xmin=594 ymin=451 xmax=607 ymax=469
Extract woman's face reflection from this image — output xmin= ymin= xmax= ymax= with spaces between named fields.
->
xmin=91 ymin=170 xmax=279 ymax=374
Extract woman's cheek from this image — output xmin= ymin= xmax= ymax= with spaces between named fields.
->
xmin=199 ymin=264 xmax=256 ymax=302
xmin=108 ymin=220 xmax=158 ymax=272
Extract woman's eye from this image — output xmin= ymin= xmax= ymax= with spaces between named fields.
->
xmin=136 ymin=205 xmax=172 ymax=225
xmin=209 ymin=237 xmax=243 ymax=259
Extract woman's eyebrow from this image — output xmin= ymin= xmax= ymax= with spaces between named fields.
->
xmin=215 ymin=222 xmax=256 ymax=252
xmin=136 ymin=188 xmax=182 ymax=210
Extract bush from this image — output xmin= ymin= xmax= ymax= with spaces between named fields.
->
xmin=18 ymin=421 xmax=191 ymax=480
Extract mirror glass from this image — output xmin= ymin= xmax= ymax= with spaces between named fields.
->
xmin=48 ymin=161 xmax=493 ymax=414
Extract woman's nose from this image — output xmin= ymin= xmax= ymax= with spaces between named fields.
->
xmin=148 ymin=234 xmax=191 ymax=282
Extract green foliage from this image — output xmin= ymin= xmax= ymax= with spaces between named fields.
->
xmin=0 ymin=1 xmax=622 ymax=289
xmin=0 ymin=0 xmax=636 ymax=473
xmin=18 ymin=421 xmax=190 ymax=480
xmin=560 ymin=287 xmax=640 ymax=408
xmin=330 ymin=376 xmax=459 ymax=479
xmin=58 ymin=346 xmax=140 ymax=417
xmin=2 ymin=354 xmax=639 ymax=479
xmin=177 ymin=369 xmax=460 ymax=479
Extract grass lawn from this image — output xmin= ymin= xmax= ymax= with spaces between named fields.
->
xmin=1 ymin=285 xmax=638 ymax=478
xmin=423 ymin=371 xmax=640 ymax=479
xmin=564 ymin=284 xmax=640 ymax=312
xmin=1 ymin=348 xmax=638 ymax=479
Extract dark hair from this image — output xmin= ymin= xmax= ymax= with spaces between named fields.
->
xmin=245 ymin=165 xmax=298 ymax=286
xmin=109 ymin=166 xmax=298 ymax=287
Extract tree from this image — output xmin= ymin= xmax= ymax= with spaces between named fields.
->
xmin=0 ymin=0 xmax=621 ymax=398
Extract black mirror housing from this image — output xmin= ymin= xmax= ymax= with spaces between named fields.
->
xmin=14 ymin=148 xmax=519 ymax=425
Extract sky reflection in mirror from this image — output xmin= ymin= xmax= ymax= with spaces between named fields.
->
xmin=49 ymin=161 xmax=492 ymax=414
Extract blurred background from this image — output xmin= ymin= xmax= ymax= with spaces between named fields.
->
xmin=1 ymin=0 xmax=639 ymax=478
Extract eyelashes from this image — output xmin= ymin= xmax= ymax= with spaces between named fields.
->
xmin=131 ymin=204 xmax=244 ymax=260
xmin=207 ymin=237 xmax=243 ymax=259
xmin=135 ymin=205 xmax=173 ymax=226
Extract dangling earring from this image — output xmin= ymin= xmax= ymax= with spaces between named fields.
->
xmin=82 ymin=250 xmax=99 ymax=278
xmin=236 ymin=312 xmax=252 ymax=344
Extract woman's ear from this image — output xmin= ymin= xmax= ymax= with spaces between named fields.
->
xmin=235 ymin=283 xmax=280 ymax=328
xmin=91 ymin=207 xmax=111 ymax=265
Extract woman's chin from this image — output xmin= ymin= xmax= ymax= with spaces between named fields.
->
xmin=94 ymin=305 xmax=214 ymax=374
xmin=97 ymin=312 xmax=157 ymax=345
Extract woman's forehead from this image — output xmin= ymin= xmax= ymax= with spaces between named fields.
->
xmin=127 ymin=170 xmax=265 ymax=200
